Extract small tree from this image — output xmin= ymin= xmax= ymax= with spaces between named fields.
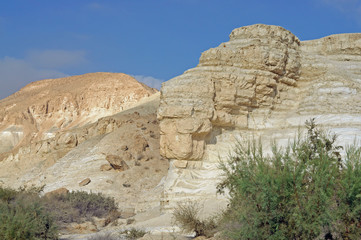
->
xmin=217 ymin=119 xmax=361 ymax=239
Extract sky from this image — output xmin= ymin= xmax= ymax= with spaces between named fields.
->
xmin=0 ymin=0 xmax=361 ymax=99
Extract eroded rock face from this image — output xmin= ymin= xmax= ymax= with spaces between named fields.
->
xmin=0 ymin=92 xmax=169 ymax=215
xmin=158 ymin=24 xmax=361 ymax=211
xmin=158 ymin=24 xmax=301 ymax=160
xmin=0 ymin=72 xmax=157 ymax=157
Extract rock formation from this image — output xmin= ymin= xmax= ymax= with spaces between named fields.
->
xmin=0 ymin=73 xmax=168 ymax=215
xmin=1 ymin=24 xmax=361 ymax=236
xmin=0 ymin=72 xmax=157 ymax=156
xmin=158 ymin=24 xmax=361 ymax=211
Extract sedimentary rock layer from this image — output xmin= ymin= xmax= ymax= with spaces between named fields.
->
xmin=158 ymin=24 xmax=361 ymax=211
xmin=0 ymin=72 xmax=157 ymax=156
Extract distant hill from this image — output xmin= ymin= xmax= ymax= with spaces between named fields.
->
xmin=0 ymin=72 xmax=157 ymax=155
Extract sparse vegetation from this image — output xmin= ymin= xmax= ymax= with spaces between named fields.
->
xmin=172 ymin=201 xmax=218 ymax=237
xmin=0 ymin=188 xmax=58 ymax=240
xmin=0 ymin=187 xmax=17 ymax=203
xmin=120 ymin=227 xmax=148 ymax=240
xmin=43 ymin=190 xmax=119 ymax=224
xmin=0 ymin=187 xmax=120 ymax=239
xmin=217 ymin=119 xmax=361 ymax=239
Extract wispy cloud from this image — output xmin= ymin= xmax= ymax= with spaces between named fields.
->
xmin=87 ymin=2 xmax=104 ymax=9
xmin=0 ymin=17 xmax=4 ymax=36
xmin=86 ymin=2 xmax=109 ymax=11
xmin=73 ymin=33 xmax=91 ymax=41
xmin=0 ymin=57 xmax=68 ymax=99
xmin=85 ymin=2 xmax=120 ymax=15
xmin=320 ymin=0 xmax=361 ymax=24
xmin=132 ymin=75 xmax=164 ymax=90
xmin=322 ymin=0 xmax=360 ymax=11
xmin=25 ymin=49 xmax=87 ymax=69
xmin=0 ymin=49 xmax=87 ymax=99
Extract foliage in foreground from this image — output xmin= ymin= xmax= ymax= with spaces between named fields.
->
xmin=217 ymin=119 xmax=361 ymax=239
xmin=120 ymin=227 xmax=148 ymax=240
xmin=0 ymin=189 xmax=57 ymax=240
xmin=0 ymin=187 xmax=119 ymax=240
xmin=43 ymin=190 xmax=119 ymax=224
xmin=172 ymin=201 xmax=218 ymax=237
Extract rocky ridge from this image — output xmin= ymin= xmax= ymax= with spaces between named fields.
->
xmin=158 ymin=24 xmax=361 ymax=211
xmin=0 ymin=72 xmax=157 ymax=157
xmin=0 ymin=73 xmax=168 ymax=217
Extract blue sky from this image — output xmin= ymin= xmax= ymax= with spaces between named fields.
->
xmin=0 ymin=0 xmax=361 ymax=99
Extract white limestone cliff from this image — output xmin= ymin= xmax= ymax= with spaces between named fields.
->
xmin=158 ymin=24 xmax=361 ymax=211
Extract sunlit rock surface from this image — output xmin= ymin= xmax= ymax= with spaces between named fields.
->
xmin=158 ymin=24 xmax=361 ymax=211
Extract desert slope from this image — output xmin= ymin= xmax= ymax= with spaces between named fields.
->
xmin=0 ymin=72 xmax=157 ymax=155
xmin=0 ymin=72 xmax=171 ymax=234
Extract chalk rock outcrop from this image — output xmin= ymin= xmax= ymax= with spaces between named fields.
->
xmin=159 ymin=24 xmax=301 ymax=160
xmin=0 ymin=91 xmax=169 ymax=214
xmin=158 ymin=24 xmax=361 ymax=211
xmin=0 ymin=72 xmax=157 ymax=156
xmin=0 ymin=73 xmax=169 ymax=214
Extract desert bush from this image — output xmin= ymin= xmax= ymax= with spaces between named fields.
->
xmin=43 ymin=191 xmax=119 ymax=224
xmin=172 ymin=201 xmax=218 ymax=237
xmin=67 ymin=191 xmax=117 ymax=218
xmin=335 ymin=144 xmax=361 ymax=239
xmin=0 ymin=186 xmax=120 ymax=237
xmin=0 ymin=199 xmax=58 ymax=240
xmin=120 ymin=228 xmax=147 ymax=240
xmin=0 ymin=187 xmax=17 ymax=203
xmin=217 ymin=119 xmax=361 ymax=239
xmin=42 ymin=196 xmax=81 ymax=224
xmin=105 ymin=209 xmax=122 ymax=225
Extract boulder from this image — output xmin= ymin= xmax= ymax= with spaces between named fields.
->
xmin=106 ymin=155 xmax=129 ymax=171
xmin=68 ymin=221 xmax=97 ymax=234
xmin=44 ymin=187 xmax=69 ymax=198
xmin=79 ymin=178 xmax=91 ymax=186
xmin=100 ymin=164 xmax=112 ymax=171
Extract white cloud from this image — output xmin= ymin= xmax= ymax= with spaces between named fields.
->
xmin=0 ymin=17 xmax=4 ymax=36
xmin=85 ymin=2 xmax=117 ymax=15
xmin=322 ymin=0 xmax=360 ymax=10
xmin=73 ymin=33 xmax=91 ymax=41
xmin=25 ymin=49 xmax=87 ymax=69
xmin=0 ymin=49 xmax=87 ymax=99
xmin=0 ymin=57 xmax=69 ymax=99
xmin=87 ymin=2 xmax=103 ymax=9
xmin=132 ymin=75 xmax=164 ymax=90
xmin=86 ymin=2 xmax=108 ymax=11
xmin=320 ymin=0 xmax=361 ymax=23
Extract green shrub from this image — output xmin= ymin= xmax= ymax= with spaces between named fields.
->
xmin=217 ymin=119 xmax=361 ymax=239
xmin=335 ymin=144 xmax=361 ymax=239
xmin=172 ymin=201 xmax=218 ymax=237
xmin=0 ymin=186 xmax=120 ymax=238
xmin=0 ymin=187 xmax=17 ymax=203
xmin=65 ymin=191 xmax=118 ymax=218
xmin=120 ymin=228 xmax=148 ymax=240
xmin=0 ymin=200 xmax=58 ymax=240
xmin=43 ymin=191 xmax=119 ymax=224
